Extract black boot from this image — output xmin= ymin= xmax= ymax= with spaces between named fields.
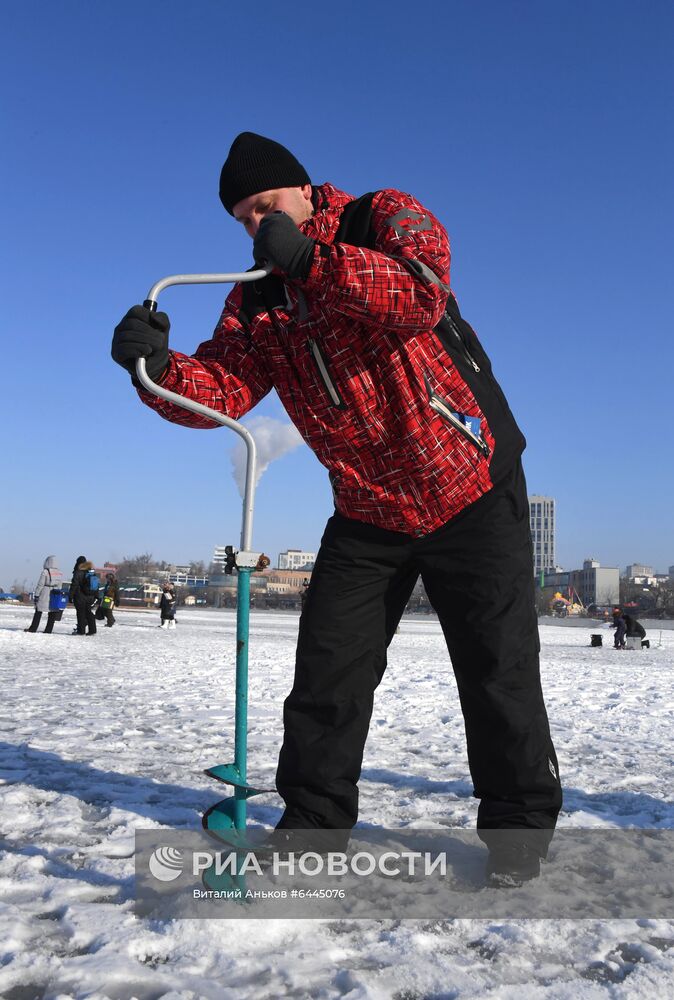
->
xmin=486 ymin=841 xmax=541 ymax=888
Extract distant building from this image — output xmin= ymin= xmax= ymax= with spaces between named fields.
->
xmin=541 ymin=570 xmax=570 ymax=590
xmin=207 ymin=567 xmax=310 ymax=607
xmin=265 ymin=569 xmax=311 ymax=593
xmin=625 ymin=563 xmax=653 ymax=579
xmin=94 ymin=564 xmax=118 ymax=579
xmin=208 ymin=572 xmax=267 ymax=594
xmin=528 ymin=495 xmax=556 ymax=576
xmin=167 ymin=571 xmax=209 ymax=587
xmin=278 ymin=549 xmax=316 ymax=571
xmin=118 ymin=582 xmax=162 ymax=607
xmin=570 ymin=559 xmax=619 ymax=607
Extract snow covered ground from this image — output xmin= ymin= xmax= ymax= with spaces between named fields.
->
xmin=1 ymin=604 xmax=673 ymax=999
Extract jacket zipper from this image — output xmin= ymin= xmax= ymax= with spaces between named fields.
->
xmin=307 ymin=338 xmax=344 ymax=408
xmin=261 ymin=292 xmax=312 ymax=401
xmin=443 ymin=312 xmax=481 ymax=372
xmin=424 ymin=376 xmax=491 ymax=458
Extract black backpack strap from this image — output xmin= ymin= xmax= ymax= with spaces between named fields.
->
xmin=333 ymin=192 xmax=376 ymax=249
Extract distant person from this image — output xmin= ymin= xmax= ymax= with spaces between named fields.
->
xmin=300 ymin=578 xmax=310 ymax=613
xmin=99 ymin=572 xmax=120 ymax=627
xmin=611 ymin=608 xmax=627 ymax=650
xmin=24 ymin=555 xmax=63 ymax=634
xmin=69 ymin=556 xmax=99 ymax=636
xmin=159 ymin=583 xmax=177 ymax=629
xmin=623 ymin=613 xmax=647 ymax=649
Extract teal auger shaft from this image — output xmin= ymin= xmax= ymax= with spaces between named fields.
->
xmin=233 ymin=567 xmax=251 ymax=831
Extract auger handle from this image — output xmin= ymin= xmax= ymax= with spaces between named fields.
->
xmin=142 ymin=268 xmax=270 ymax=312
xmin=135 ymin=267 xmax=271 ymax=551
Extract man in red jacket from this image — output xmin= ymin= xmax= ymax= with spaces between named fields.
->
xmin=112 ymin=132 xmax=561 ymax=884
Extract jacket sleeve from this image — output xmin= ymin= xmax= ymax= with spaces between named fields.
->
xmin=302 ymin=188 xmax=450 ymax=332
xmin=137 ymin=284 xmax=273 ymax=429
xmin=34 ymin=569 xmax=47 ymax=600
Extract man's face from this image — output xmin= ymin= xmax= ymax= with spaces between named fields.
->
xmin=232 ymin=184 xmax=314 ymax=237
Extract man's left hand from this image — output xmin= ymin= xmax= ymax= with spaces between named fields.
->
xmin=253 ymin=212 xmax=315 ymax=280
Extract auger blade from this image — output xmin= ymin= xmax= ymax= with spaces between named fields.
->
xmin=204 ymin=762 xmax=272 ymax=797
xmin=202 ymin=798 xmax=237 ymax=832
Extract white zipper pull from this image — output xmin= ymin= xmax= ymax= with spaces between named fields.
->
xmin=308 ymin=339 xmax=343 ymax=408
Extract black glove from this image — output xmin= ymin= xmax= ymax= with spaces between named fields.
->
xmin=111 ymin=306 xmax=170 ymax=382
xmin=253 ymin=212 xmax=316 ymax=280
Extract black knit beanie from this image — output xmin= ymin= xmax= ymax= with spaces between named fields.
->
xmin=218 ymin=132 xmax=311 ymax=215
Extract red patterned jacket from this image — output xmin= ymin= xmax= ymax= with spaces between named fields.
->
xmin=139 ymin=183 xmax=525 ymax=536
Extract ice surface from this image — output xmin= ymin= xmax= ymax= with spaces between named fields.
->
xmin=1 ymin=605 xmax=673 ymax=998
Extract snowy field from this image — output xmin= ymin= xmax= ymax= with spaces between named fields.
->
xmin=1 ymin=604 xmax=673 ymax=999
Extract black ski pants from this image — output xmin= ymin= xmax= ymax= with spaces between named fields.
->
xmin=276 ymin=460 xmax=562 ymax=852
xmin=74 ymin=598 xmax=96 ymax=635
xmin=25 ymin=610 xmax=59 ymax=633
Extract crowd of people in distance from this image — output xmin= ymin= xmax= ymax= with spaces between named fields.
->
xmin=24 ymin=555 xmax=177 ymax=635
xmin=24 ymin=556 xmax=651 ymax=650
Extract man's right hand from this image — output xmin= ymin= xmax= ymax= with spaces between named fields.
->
xmin=111 ymin=306 xmax=171 ymax=382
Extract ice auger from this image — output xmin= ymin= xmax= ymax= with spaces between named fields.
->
xmin=136 ymin=269 xmax=274 ymax=845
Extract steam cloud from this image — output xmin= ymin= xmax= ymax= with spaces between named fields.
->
xmin=230 ymin=415 xmax=305 ymax=497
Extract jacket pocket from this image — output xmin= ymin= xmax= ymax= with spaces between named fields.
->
xmin=307 ymin=338 xmax=345 ymax=408
xmin=424 ymin=374 xmax=491 ymax=458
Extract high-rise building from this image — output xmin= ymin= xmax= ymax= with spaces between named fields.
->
xmin=528 ymin=495 xmax=556 ymax=577
xmin=278 ymin=549 xmax=316 ymax=571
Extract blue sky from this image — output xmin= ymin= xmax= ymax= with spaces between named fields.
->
xmin=2 ymin=0 xmax=673 ymax=590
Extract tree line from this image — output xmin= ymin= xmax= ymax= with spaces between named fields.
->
xmin=113 ymin=553 xmax=211 ymax=580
